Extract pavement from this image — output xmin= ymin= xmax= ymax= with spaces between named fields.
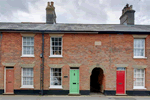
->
xmin=0 ymin=95 xmax=150 ymax=100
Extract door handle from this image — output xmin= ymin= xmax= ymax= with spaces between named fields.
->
xmin=8 ymin=81 xmax=11 ymax=83
xmin=118 ymin=83 xmax=122 ymax=85
xmin=73 ymin=83 xmax=76 ymax=84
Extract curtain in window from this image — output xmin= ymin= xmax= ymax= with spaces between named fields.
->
xmin=23 ymin=68 xmax=33 ymax=85
xmin=23 ymin=37 xmax=34 ymax=55
xmin=134 ymin=39 xmax=145 ymax=56
xmin=134 ymin=69 xmax=145 ymax=86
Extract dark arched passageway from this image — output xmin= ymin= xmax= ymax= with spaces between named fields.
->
xmin=90 ymin=68 xmax=104 ymax=93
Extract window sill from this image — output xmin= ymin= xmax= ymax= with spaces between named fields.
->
xmin=20 ymin=86 xmax=34 ymax=88
xmin=133 ymin=87 xmax=146 ymax=90
xmin=133 ymin=57 xmax=147 ymax=59
xmin=49 ymin=55 xmax=63 ymax=58
xmin=49 ymin=86 xmax=63 ymax=89
xmin=21 ymin=55 xmax=35 ymax=58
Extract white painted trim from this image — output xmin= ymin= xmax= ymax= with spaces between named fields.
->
xmin=49 ymin=55 xmax=63 ymax=58
xmin=133 ymin=56 xmax=147 ymax=59
xmin=21 ymin=55 xmax=35 ymax=57
xmin=49 ymin=86 xmax=63 ymax=89
xmin=133 ymin=69 xmax=146 ymax=89
xmin=20 ymin=86 xmax=34 ymax=88
xmin=50 ymin=68 xmax=62 ymax=88
xmin=50 ymin=37 xmax=63 ymax=57
xmin=133 ymin=39 xmax=146 ymax=58
xmin=21 ymin=68 xmax=34 ymax=89
xmin=21 ymin=37 xmax=34 ymax=57
xmin=4 ymin=67 xmax=6 ymax=93
xmin=133 ymin=86 xmax=146 ymax=89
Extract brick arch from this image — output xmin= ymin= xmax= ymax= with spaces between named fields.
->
xmin=89 ymin=64 xmax=106 ymax=92
xmin=89 ymin=64 xmax=106 ymax=75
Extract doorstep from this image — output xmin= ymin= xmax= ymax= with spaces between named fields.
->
xmin=116 ymin=94 xmax=127 ymax=96
xmin=3 ymin=92 xmax=14 ymax=95
xmin=68 ymin=93 xmax=81 ymax=96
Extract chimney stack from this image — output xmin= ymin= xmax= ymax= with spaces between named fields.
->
xmin=120 ymin=4 xmax=135 ymax=25
xmin=46 ymin=1 xmax=56 ymax=24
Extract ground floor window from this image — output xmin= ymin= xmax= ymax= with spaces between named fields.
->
xmin=50 ymin=68 xmax=62 ymax=88
xmin=134 ymin=69 xmax=145 ymax=89
xmin=21 ymin=68 xmax=33 ymax=88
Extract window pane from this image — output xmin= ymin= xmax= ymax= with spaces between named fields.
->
xmin=134 ymin=39 xmax=145 ymax=56
xmin=23 ymin=37 xmax=34 ymax=55
xmin=57 ymin=77 xmax=61 ymax=85
xmin=31 ymin=47 xmax=34 ymax=54
xmin=51 ymin=38 xmax=54 ymax=41
xmin=55 ymin=38 xmax=58 ymax=41
xmin=55 ymin=42 xmax=58 ymax=46
xmin=54 ymin=77 xmax=60 ymax=85
xmin=50 ymin=68 xmax=61 ymax=86
xmin=59 ymin=38 xmax=62 ymax=41
xmin=27 ymin=47 xmax=30 ymax=54
xmin=31 ymin=37 xmax=34 ymax=42
xmin=142 ymin=40 xmax=144 ymax=47
xmin=51 ymin=81 xmax=54 ymax=85
xmin=23 ymin=37 xmax=26 ymax=42
xmin=23 ymin=81 xmax=26 ymax=85
xmin=142 ymin=69 xmax=144 ymax=73
xmin=59 ymin=42 xmax=61 ymax=46
xmin=22 ymin=68 xmax=33 ymax=86
xmin=23 ymin=42 xmax=26 ymax=46
xmin=27 ymin=42 xmax=30 ymax=46
xmin=27 ymin=37 xmax=30 ymax=42
xmin=51 ymin=37 xmax=62 ymax=56
xmin=52 ymin=42 xmax=54 ymax=46
xmin=134 ymin=69 xmax=145 ymax=87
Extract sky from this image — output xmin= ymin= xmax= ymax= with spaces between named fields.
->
xmin=0 ymin=0 xmax=150 ymax=25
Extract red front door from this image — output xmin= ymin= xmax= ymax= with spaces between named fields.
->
xmin=6 ymin=68 xmax=14 ymax=93
xmin=116 ymin=71 xmax=125 ymax=94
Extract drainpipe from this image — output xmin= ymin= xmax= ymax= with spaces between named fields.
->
xmin=109 ymin=34 xmax=112 ymax=70
xmin=0 ymin=32 xmax=2 ymax=68
xmin=40 ymin=33 xmax=44 ymax=95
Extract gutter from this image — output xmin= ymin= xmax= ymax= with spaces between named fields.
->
xmin=0 ymin=29 xmax=150 ymax=34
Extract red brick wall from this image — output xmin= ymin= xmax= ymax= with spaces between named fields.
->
xmin=0 ymin=32 xmax=150 ymax=91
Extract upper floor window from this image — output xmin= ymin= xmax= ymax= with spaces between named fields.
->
xmin=134 ymin=39 xmax=145 ymax=58
xmin=133 ymin=69 xmax=145 ymax=89
xmin=50 ymin=37 xmax=62 ymax=57
xmin=22 ymin=37 xmax=34 ymax=57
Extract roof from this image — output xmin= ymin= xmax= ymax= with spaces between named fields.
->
xmin=0 ymin=23 xmax=150 ymax=33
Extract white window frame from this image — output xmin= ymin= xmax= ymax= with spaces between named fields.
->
xmin=21 ymin=36 xmax=35 ymax=57
xmin=133 ymin=39 xmax=146 ymax=58
xmin=49 ymin=36 xmax=63 ymax=57
xmin=133 ymin=68 xmax=146 ymax=89
xmin=21 ymin=68 xmax=34 ymax=88
xmin=49 ymin=68 xmax=62 ymax=89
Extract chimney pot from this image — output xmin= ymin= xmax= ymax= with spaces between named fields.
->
xmin=48 ymin=2 xmax=50 ymax=6
xmin=126 ymin=4 xmax=129 ymax=7
xmin=51 ymin=1 xmax=54 ymax=7
xmin=130 ymin=5 xmax=133 ymax=10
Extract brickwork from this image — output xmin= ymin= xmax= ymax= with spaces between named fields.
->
xmin=0 ymin=32 xmax=150 ymax=93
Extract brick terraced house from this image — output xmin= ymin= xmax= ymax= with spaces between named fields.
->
xmin=0 ymin=2 xmax=150 ymax=96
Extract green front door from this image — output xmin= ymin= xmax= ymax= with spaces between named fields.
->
xmin=70 ymin=69 xmax=79 ymax=94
